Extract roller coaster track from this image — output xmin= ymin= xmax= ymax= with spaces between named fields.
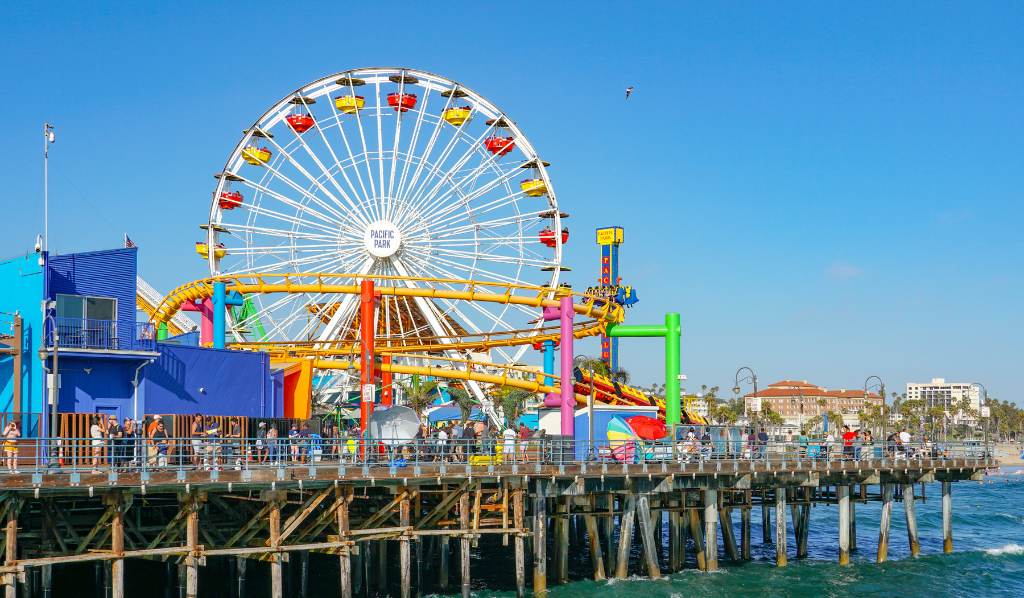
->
xmin=149 ymin=273 xmax=624 ymax=400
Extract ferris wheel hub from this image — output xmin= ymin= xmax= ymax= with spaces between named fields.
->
xmin=363 ymin=220 xmax=402 ymax=259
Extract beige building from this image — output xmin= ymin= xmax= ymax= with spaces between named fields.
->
xmin=744 ymin=380 xmax=882 ymax=429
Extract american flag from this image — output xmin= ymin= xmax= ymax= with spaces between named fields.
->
xmin=123 ymin=234 xmax=136 ymax=248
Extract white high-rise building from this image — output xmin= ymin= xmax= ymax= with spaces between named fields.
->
xmin=905 ymin=378 xmax=982 ymax=424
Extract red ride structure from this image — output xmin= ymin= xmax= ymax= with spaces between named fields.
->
xmin=538 ymin=227 xmax=569 ymax=248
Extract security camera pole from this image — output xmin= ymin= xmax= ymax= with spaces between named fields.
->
xmin=43 ymin=123 xmax=55 ymax=255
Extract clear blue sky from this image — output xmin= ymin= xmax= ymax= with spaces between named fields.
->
xmin=1 ymin=2 xmax=1020 ymax=402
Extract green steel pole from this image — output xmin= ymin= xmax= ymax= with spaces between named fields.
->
xmin=606 ymin=324 xmax=668 ymax=338
xmin=665 ymin=313 xmax=681 ymax=425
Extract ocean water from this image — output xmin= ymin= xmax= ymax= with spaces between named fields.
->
xmin=47 ymin=467 xmax=1024 ymax=597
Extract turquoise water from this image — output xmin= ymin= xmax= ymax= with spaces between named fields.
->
xmin=461 ymin=467 xmax=1024 ymax=598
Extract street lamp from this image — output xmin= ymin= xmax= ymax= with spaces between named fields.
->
xmin=865 ymin=375 xmax=885 ymax=442
xmin=733 ymin=366 xmax=757 ymax=427
xmin=39 ymin=310 xmax=59 ymax=465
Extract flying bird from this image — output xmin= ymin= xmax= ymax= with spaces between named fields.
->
xmin=625 ymin=86 xmax=635 ymax=100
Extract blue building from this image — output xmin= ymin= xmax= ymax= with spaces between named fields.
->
xmin=0 ymin=245 xmax=283 ymax=438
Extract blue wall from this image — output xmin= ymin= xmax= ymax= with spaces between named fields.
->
xmin=141 ymin=344 xmax=281 ymax=418
xmin=47 ymin=248 xmax=137 ymax=346
xmin=0 ymin=252 xmax=45 ymax=435
xmin=56 ymin=356 xmax=139 ymax=421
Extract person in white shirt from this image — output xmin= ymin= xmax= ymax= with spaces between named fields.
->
xmin=436 ymin=427 xmax=449 ymax=462
xmin=502 ymin=428 xmax=516 ymax=462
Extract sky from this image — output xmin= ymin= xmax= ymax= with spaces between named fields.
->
xmin=1 ymin=2 xmax=1020 ymax=403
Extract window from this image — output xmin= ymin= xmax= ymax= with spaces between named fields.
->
xmin=56 ymin=294 xmax=117 ymax=321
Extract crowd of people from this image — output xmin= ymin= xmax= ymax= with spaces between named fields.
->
xmin=0 ymin=413 xmax=960 ymax=474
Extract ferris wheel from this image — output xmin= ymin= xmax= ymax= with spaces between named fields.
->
xmin=204 ymin=67 xmax=566 ymax=376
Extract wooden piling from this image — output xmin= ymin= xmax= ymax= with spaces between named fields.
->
xmin=299 ymin=551 xmax=310 ymax=598
xmin=615 ymin=494 xmax=637 ymax=578
xmin=668 ymin=502 xmax=683 ymax=571
xmin=761 ymin=494 xmax=771 ymax=544
xmin=636 ymin=495 xmax=661 ymax=579
xmin=377 ymin=540 xmax=387 ymax=593
xmin=720 ymin=508 xmax=739 ymax=562
xmin=903 ymin=483 xmax=920 ymax=557
xmin=850 ymin=492 xmax=857 ymax=553
xmin=459 ymin=492 xmax=471 ymax=598
xmin=236 ymin=557 xmax=247 ymax=598
xmin=4 ymin=498 xmax=20 ymax=598
xmin=740 ymin=505 xmax=751 ymax=560
xmin=838 ymin=485 xmax=850 ymax=565
xmin=513 ymin=489 xmax=527 ymax=596
xmin=533 ymin=489 xmax=547 ymax=597
xmin=703 ymin=489 xmax=719 ymax=572
xmin=336 ymin=487 xmax=352 ymax=598
xmin=556 ymin=497 xmax=569 ymax=584
xmin=877 ymin=483 xmax=892 ymax=563
xmin=603 ymin=494 xmax=616 ymax=574
xmin=185 ymin=495 xmax=200 ymax=598
xmin=688 ymin=501 xmax=706 ymax=571
xmin=400 ymin=493 xmax=411 ymax=598
xmin=775 ymin=488 xmax=787 ymax=567
xmin=942 ymin=481 xmax=953 ymax=553
xmin=583 ymin=507 xmax=605 ymax=581
xmin=110 ymin=494 xmax=125 ymax=598
xmin=439 ymin=535 xmax=450 ymax=591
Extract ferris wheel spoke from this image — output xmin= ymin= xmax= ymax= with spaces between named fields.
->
xmin=221 ymin=222 xmax=339 ymax=243
xmin=429 ymin=247 xmax=550 ymax=269
xmin=261 ymin=137 xmax=357 ymax=224
xmin=411 ymin=183 xmax=526 ymax=236
xmin=373 ymin=77 xmax=387 ymax=212
xmin=411 ymin=145 xmax=518 ymax=224
xmin=430 ymin=210 xmax=546 ymax=240
xmin=227 ymin=246 xmax=363 ymax=275
xmin=394 ymin=92 xmax=453 ymax=215
xmin=227 ymin=242 xmax=345 ymax=256
xmin=288 ymin=121 xmax=372 ymax=228
xmin=349 ymin=83 xmax=379 ymax=214
xmin=327 ymin=91 xmax=375 ymax=219
xmin=386 ymin=75 xmax=414 ymax=216
xmin=316 ymin=257 xmax=373 ymax=343
xmin=231 ymin=175 xmax=352 ymax=234
xmin=394 ymin=95 xmax=457 ymax=213
xmin=401 ymin=121 xmax=498 ymax=222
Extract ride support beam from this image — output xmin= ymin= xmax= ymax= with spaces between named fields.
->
xmin=605 ymin=312 xmax=681 ymax=424
xmin=541 ymin=296 xmax=575 ymax=436
xmin=359 ymin=279 xmax=376 ymax=436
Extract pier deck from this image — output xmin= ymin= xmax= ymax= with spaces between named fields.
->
xmin=0 ymin=442 xmax=992 ymax=597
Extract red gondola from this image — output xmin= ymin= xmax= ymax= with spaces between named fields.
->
xmin=387 ymin=93 xmax=418 ymax=112
xmin=538 ymin=227 xmax=569 ymax=248
xmin=483 ymin=136 xmax=515 ymax=156
xmin=218 ymin=190 xmax=243 ymax=210
xmin=286 ymin=113 xmax=315 ymax=134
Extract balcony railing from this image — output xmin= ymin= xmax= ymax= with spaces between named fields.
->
xmin=48 ymin=317 xmax=156 ymax=352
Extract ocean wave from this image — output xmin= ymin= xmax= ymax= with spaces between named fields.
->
xmin=985 ymin=543 xmax=1024 ymax=556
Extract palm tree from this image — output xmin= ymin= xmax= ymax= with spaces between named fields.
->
xmin=449 ymin=387 xmax=475 ymax=424
xmin=493 ymin=387 xmax=532 ymax=428
xmin=400 ymin=378 xmax=439 ymax=421
xmin=575 ymin=356 xmax=611 ymax=377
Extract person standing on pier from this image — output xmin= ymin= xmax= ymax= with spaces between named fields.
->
xmin=841 ymin=425 xmax=856 ymax=460
xmin=190 ymin=414 xmax=204 ymax=469
xmin=107 ymin=415 xmax=123 ymax=470
xmin=89 ymin=416 xmax=104 ymax=473
xmin=255 ymin=422 xmax=268 ymax=464
xmin=151 ymin=420 xmax=170 ymax=467
xmin=3 ymin=420 xmax=19 ymax=473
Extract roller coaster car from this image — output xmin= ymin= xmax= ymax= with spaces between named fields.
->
xmin=484 ymin=136 xmax=515 ymax=156
xmin=441 ymin=106 xmax=472 ymax=126
xmin=218 ymin=191 xmax=243 ymax=210
xmin=195 ymin=242 xmax=227 ymax=259
xmin=334 ymin=95 xmax=365 ymax=114
xmin=520 ymin=179 xmax=548 ymax=197
xmin=615 ymin=286 xmax=639 ymax=307
xmin=387 ymin=93 xmax=417 ymax=112
xmin=285 ymin=113 xmax=315 ymax=133
xmin=538 ymin=227 xmax=568 ymax=248
xmin=242 ymin=146 xmax=272 ymax=165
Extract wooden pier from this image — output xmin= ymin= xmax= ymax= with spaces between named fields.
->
xmin=0 ymin=453 xmax=989 ymax=597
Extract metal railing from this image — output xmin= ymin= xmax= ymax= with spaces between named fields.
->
xmin=0 ymin=437 xmax=992 ymax=478
xmin=47 ymin=317 xmax=156 ymax=352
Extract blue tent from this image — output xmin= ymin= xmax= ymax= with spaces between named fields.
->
xmin=425 ymin=404 xmax=487 ymax=424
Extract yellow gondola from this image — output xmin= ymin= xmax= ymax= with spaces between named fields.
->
xmin=242 ymin=146 xmax=272 ymax=166
xmin=195 ymin=242 xmax=227 ymax=259
xmin=334 ymin=95 xmax=365 ymax=114
xmin=441 ymin=106 xmax=471 ymax=126
xmin=520 ymin=178 xmax=547 ymax=197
